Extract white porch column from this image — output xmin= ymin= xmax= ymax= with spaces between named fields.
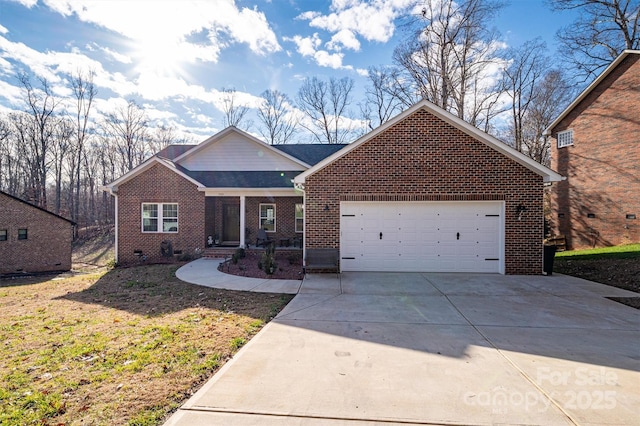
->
xmin=239 ymin=195 xmax=246 ymax=248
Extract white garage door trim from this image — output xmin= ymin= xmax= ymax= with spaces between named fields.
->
xmin=340 ymin=201 xmax=505 ymax=274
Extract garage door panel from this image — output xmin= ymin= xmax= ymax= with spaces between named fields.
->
xmin=340 ymin=201 xmax=503 ymax=273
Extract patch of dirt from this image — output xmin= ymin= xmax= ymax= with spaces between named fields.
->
xmin=72 ymin=226 xmax=115 ymax=272
xmin=218 ymin=250 xmax=304 ymax=280
xmin=554 ymin=256 xmax=640 ymax=309
xmin=606 ymin=297 xmax=640 ymax=309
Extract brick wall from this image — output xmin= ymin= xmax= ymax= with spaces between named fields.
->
xmin=550 ymin=54 xmax=640 ymax=249
xmin=116 ymin=164 xmax=205 ymax=264
xmin=0 ymin=193 xmax=73 ymax=274
xmin=245 ymin=196 xmax=303 ymax=245
xmin=304 ymin=108 xmax=544 ymax=275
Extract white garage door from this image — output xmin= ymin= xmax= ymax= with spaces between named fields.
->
xmin=340 ymin=201 xmax=504 ymax=273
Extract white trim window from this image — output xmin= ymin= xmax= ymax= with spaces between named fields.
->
xmin=557 ymin=129 xmax=573 ymax=148
xmin=295 ymin=203 xmax=304 ymax=233
xmin=142 ymin=203 xmax=178 ymax=233
xmin=260 ymin=203 xmax=276 ymax=232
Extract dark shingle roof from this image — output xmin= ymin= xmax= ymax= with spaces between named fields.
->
xmin=180 ymin=170 xmax=301 ymax=188
xmin=273 ymin=144 xmax=348 ymax=165
xmin=0 ymin=190 xmax=76 ymax=225
xmin=155 ymin=144 xmax=196 ymax=160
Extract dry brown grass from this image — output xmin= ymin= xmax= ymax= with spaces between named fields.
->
xmin=0 ymin=264 xmax=293 ymax=425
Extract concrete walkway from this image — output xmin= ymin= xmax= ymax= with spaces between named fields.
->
xmin=168 ymin=265 xmax=640 ymax=425
xmin=175 ymin=257 xmax=303 ymax=294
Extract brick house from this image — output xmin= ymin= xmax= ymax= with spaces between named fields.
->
xmin=294 ymin=100 xmax=562 ymax=275
xmin=106 ymin=100 xmax=562 ymax=274
xmin=545 ymin=50 xmax=640 ymax=249
xmin=0 ymin=190 xmax=74 ymax=274
xmin=104 ymin=127 xmax=344 ymax=265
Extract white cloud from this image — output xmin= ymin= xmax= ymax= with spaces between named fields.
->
xmin=41 ymin=0 xmax=281 ymax=63
xmin=0 ymin=24 xmax=8 ymax=35
xmin=0 ymin=79 xmax=23 ymax=108
xmin=314 ymin=50 xmax=351 ymax=70
xmin=356 ymin=68 xmax=368 ymax=76
xmin=285 ymin=33 xmax=351 ymax=70
xmin=285 ymin=34 xmax=322 ymax=56
xmin=91 ymin=44 xmax=132 ymax=64
xmin=299 ymin=0 xmax=414 ymax=43
xmin=327 ymin=29 xmax=360 ymax=51
xmin=7 ymin=0 xmax=37 ymax=7
xmin=0 ymin=35 xmax=138 ymax=97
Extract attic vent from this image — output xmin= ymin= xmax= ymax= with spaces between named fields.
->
xmin=557 ymin=129 xmax=573 ymax=148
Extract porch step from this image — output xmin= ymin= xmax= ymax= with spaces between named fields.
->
xmin=203 ymin=248 xmax=238 ymax=258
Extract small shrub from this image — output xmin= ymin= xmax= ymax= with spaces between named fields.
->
xmin=234 ymin=248 xmax=246 ymax=259
xmin=261 ymin=246 xmax=277 ymax=275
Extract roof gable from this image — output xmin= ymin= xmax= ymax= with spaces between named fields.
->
xmin=103 ymin=157 xmax=204 ymax=194
xmin=174 ymin=127 xmax=309 ymax=171
xmin=544 ymin=50 xmax=640 ymax=135
xmin=295 ymin=100 xmax=563 ymax=185
xmin=0 ymin=191 xmax=75 ymax=225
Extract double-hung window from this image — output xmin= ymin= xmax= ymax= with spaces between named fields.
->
xmin=295 ymin=204 xmax=304 ymax=233
xmin=557 ymin=129 xmax=573 ymax=148
xmin=259 ymin=204 xmax=276 ymax=232
xmin=18 ymin=228 xmax=27 ymax=240
xmin=0 ymin=229 xmax=7 ymax=241
xmin=142 ymin=203 xmax=178 ymax=233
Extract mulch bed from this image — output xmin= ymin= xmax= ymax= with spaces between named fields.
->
xmin=217 ymin=251 xmax=304 ymax=280
xmin=555 ymin=257 xmax=640 ymax=309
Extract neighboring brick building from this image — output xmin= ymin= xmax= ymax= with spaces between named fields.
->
xmin=0 ymin=190 xmax=74 ymax=274
xmin=295 ymin=100 xmax=562 ymax=275
xmin=106 ymin=101 xmax=562 ymax=274
xmin=545 ymin=50 xmax=640 ymax=249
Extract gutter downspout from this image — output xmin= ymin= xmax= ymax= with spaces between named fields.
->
xmin=114 ymin=193 xmax=118 ymax=265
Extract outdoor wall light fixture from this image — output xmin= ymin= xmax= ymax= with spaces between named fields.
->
xmin=324 ymin=204 xmax=330 ymax=211
xmin=516 ymin=204 xmax=526 ymax=221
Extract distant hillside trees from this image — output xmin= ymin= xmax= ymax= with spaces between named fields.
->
xmin=0 ymin=74 xmax=190 ymax=230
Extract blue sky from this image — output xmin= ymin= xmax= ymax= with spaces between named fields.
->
xmin=0 ymin=0 xmax=577 ymax=142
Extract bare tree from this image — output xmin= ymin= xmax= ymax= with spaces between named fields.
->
xmin=0 ymin=116 xmax=12 ymax=191
xmin=359 ymin=66 xmax=406 ymax=130
xmin=18 ymin=73 xmax=60 ymax=207
xmin=297 ymin=76 xmax=356 ymax=144
xmin=502 ymin=39 xmax=550 ymax=152
xmin=500 ymin=70 xmax=574 ymax=165
xmin=50 ymin=117 xmax=73 ymax=214
xmin=147 ymin=124 xmax=192 ymax=154
xmin=101 ymin=100 xmax=149 ymax=174
xmin=220 ymin=87 xmax=250 ymax=128
xmin=69 ymin=69 xmax=96 ymax=224
xmin=257 ymin=89 xmax=297 ymax=144
xmin=550 ymin=0 xmax=640 ymax=80
xmin=393 ymin=0 xmax=507 ymax=128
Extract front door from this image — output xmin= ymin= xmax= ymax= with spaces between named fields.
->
xmin=222 ymin=204 xmax=240 ymax=243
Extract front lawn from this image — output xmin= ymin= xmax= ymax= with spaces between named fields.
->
xmin=0 ymin=265 xmax=293 ymax=425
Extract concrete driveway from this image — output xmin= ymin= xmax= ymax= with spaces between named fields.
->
xmin=165 ymin=272 xmax=640 ymax=425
